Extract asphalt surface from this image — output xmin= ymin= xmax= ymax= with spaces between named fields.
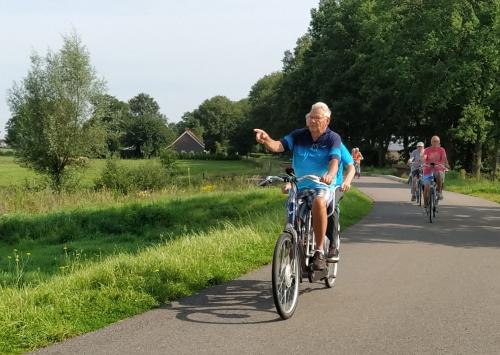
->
xmin=34 ymin=176 xmax=500 ymax=355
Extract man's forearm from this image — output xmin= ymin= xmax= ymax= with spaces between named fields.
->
xmin=328 ymin=159 xmax=339 ymax=179
xmin=263 ymin=139 xmax=284 ymax=153
xmin=345 ymin=164 xmax=355 ymax=184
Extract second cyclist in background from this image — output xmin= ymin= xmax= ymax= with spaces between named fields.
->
xmin=408 ymin=142 xmax=425 ymax=202
xmin=326 ymin=142 xmax=355 ymax=262
xmin=423 ymin=135 xmax=449 ymax=206
xmin=352 ymin=147 xmax=363 ymax=179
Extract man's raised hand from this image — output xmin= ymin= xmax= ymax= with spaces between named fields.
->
xmin=254 ymin=128 xmax=269 ymax=144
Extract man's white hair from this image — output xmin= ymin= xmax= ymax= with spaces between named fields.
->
xmin=309 ymin=102 xmax=331 ymax=118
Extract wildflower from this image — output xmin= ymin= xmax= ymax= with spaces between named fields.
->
xmin=26 ymin=252 xmax=31 ymax=256
xmin=201 ymin=184 xmax=215 ymax=193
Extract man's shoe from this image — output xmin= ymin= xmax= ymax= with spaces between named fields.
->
xmin=438 ymin=192 xmax=443 ymax=200
xmin=312 ymin=251 xmax=326 ymax=270
xmin=411 ymin=195 xmax=416 ymax=202
xmin=327 ymin=246 xmax=340 ymax=263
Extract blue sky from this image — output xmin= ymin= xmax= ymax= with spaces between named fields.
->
xmin=0 ymin=0 xmax=320 ymax=138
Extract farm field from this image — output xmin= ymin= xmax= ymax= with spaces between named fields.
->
xmin=0 ymin=156 xmax=283 ymax=188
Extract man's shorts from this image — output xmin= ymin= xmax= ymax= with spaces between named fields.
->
xmin=297 ymin=188 xmax=334 ymax=211
xmin=411 ymin=169 xmax=422 ymax=178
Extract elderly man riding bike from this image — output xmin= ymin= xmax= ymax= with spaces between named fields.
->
xmin=254 ymin=102 xmax=341 ymax=271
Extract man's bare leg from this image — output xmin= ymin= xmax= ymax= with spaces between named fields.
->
xmin=312 ymin=197 xmax=327 ymax=250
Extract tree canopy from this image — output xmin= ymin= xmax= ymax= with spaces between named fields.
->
xmin=7 ymin=33 xmax=106 ymax=188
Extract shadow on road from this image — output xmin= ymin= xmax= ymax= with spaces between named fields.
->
xmin=342 ymin=201 xmax=500 ymax=249
xmin=163 ymin=279 xmax=279 ymax=325
xmin=164 ymin=278 xmax=333 ymax=325
xmin=354 ymin=181 xmax=408 ymax=189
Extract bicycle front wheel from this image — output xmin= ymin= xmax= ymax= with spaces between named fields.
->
xmin=429 ymin=189 xmax=434 ymax=223
xmin=417 ymin=181 xmax=423 ymax=206
xmin=272 ymin=231 xmax=300 ymax=320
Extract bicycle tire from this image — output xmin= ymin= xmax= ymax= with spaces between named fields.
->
xmin=272 ymin=231 xmax=300 ymax=320
xmin=324 ymin=224 xmax=339 ymax=288
xmin=418 ymin=180 xmax=423 ymax=206
xmin=433 ymin=194 xmax=437 ymax=218
xmin=429 ymin=188 xmax=434 ymax=223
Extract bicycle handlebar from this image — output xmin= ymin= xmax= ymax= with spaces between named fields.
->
xmin=423 ymin=163 xmax=446 ymax=167
xmin=259 ymin=174 xmax=330 ymax=187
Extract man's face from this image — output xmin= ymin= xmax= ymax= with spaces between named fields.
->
xmin=418 ymin=146 xmax=424 ymax=152
xmin=306 ymin=108 xmax=330 ymax=134
xmin=431 ymin=137 xmax=440 ymax=147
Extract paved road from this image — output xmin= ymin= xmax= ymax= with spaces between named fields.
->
xmin=34 ymin=176 xmax=500 ymax=354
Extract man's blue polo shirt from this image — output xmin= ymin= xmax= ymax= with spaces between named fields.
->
xmin=280 ymin=127 xmax=341 ymax=191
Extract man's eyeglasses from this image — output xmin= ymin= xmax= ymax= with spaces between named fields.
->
xmin=308 ymin=115 xmax=327 ymax=121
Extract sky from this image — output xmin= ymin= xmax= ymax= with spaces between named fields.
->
xmin=0 ymin=0 xmax=320 ymax=139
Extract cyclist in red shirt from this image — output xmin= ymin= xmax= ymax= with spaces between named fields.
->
xmin=423 ymin=136 xmax=449 ymax=206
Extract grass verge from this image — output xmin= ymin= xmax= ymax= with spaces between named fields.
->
xmin=0 ymin=187 xmax=372 ymax=353
xmin=445 ymin=171 xmax=500 ymax=203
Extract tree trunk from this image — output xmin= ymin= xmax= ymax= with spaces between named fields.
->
xmin=473 ymin=140 xmax=482 ymax=179
xmin=493 ymin=138 xmax=499 ymax=181
xmin=377 ymin=137 xmax=391 ymax=167
xmin=403 ymin=134 xmax=409 ymax=160
xmin=378 ymin=145 xmax=385 ymax=167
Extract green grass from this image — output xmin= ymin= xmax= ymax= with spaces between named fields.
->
xmin=0 ymin=156 xmax=38 ymax=186
xmin=0 ymin=156 xmax=286 ymax=188
xmin=445 ymin=171 xmax=500 ymax=203
xmin=0 ymin=190 xmax=284 ymax=286
xmin=0 ymin=187 xmax=372 ymax=353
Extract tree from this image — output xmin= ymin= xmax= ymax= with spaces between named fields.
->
xmin=122 ymin=93 xmax=176 ymax=158
xmin=129 ymin=93 xmax=160 ymax=117
xmin=175 ymin=111 xmax=205 ymax=140
xmin=7 ymin=32 xmax=106 ymax=189
xmin=261 ymin=0 xmax=499 ymax=170
xmin=91 ymin=94 xmax=130 ymax=155
xmin=232 ymin=72 xmax=284 ymax=155
xmin=187 ymin=96 xmax=246 ymax=153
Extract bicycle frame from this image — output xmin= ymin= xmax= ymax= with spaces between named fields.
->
xmin=263 ymin=173 xmax=333 ymax=270
xmin=264 ymin=173 xmax=339 ymax=319
xmin=271 ymin=175 xmax=318 ymax=267
xmin=423 ymin=163 xmax=445 ymax=222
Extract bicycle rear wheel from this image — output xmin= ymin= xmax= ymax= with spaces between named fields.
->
xmin=324 ymin=236 xmax=338 ymax=288
xmin=272 ymin=231 xmax=300 ymax=319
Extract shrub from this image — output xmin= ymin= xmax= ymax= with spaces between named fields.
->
xmin=21 ymin=176 xmax=50 ymax=192
xmin=130 ymin=162 xmax=170 ymax=191
xmin=0 ymin=149 xmax=14 ymax=156
xmin=94 ymin=159 xmax=133 ymax=194
xmin=94 ymin=159 xmax=171 ymax=194
xmin=177 ymin=151 xmax=241 ymax=160
xmin=159 ymin=148 xmax=179 ymax=173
